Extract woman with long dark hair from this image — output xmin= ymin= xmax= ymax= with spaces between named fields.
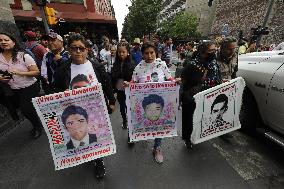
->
xmin=111 ymin=43 xmax=135 ymax=129
xmin=0 ymin=33 xmax=42 ymax=139
xmin=181 ymin=41 xmax=222 ymax=148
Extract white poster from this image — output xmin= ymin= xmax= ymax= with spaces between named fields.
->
xmin=191 ymin=77 xmax=246 ymax=144
xmin=32 ymin=85 xmax=116 ymax=170
xmin=126 ymin=82 xmax=179 ymax=142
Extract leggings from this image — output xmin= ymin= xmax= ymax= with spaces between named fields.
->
xmin=116 ymin=90 xmax=127 ymax=123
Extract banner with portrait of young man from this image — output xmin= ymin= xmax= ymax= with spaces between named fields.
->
xmin=191 ymin=77 xmax=246 ymax=144
xmin=32 ymin=84 xmax=116 ymax=170
xmin=125 ymin=81 xmax=179 ymax=142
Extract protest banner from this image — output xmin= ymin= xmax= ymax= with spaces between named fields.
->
xmin=126 ymin=81 xmax=179 ymax=142
xmin=32 ymin=84 xmax=116 ymax=170
xmin=191 ymin=77 xmax=246 ymax=144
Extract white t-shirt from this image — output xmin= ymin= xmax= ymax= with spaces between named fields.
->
xmin=100 ymin=48 xmax=112 ymax=72
xmin=132 ymin=59 xmax=172 ymax=83
xmin=70 ymin=61 xmax=98 ymax=89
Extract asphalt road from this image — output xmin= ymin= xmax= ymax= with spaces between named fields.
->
xmin=0 ymin=103 xmax=283 ymax=189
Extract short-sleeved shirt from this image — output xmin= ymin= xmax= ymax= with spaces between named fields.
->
xmin=132 ymin=59 xmax=172 ymax=83
xmin=0 ymin=52 xmax=37 ymax=89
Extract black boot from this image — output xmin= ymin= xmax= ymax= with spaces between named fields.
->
xmin=122 ymin=121 xmax=127 ymax=129
xmin=184 ymin=140 xmax=193 ymax=150
xmin=30 ymin=128 xmax=42 ymax=139
xmin=94 ymin=158 xmax=106 ymax=179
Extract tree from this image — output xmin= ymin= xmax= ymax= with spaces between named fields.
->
xmin=159 ymin=12 xmax=200 ymax=40
xmin=121 ymin=0 xmax=163 ymax=40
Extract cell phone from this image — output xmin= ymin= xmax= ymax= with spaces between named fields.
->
xmin=0 ymin=70 xmax=12 ymax=79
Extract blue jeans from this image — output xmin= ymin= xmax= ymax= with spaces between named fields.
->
xmin=154 ymin=138 xmax=162 ymax=149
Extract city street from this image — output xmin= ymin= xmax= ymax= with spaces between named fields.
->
xmin=0 ymin=104 xmax=283 ymax=189
xmin=0 ymin=0 xmax=284 ymax=188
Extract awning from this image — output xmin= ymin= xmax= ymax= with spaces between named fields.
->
xmin=12 ymin=3 xmax=116 ymax=24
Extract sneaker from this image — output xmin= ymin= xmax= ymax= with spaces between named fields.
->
xmin=153 ymin=148 xmax=163 ymax=164
xmin=127 ymin=136 xmax=134 ymax=147
xmin=184 ymin=140 xmax=193 ymax=149
xmin=122 ymin=122 xmax=127 ymax=129
xmin=94 ymin=159 xmax=106 ymax=179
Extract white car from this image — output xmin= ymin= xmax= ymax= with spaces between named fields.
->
xmin=237 ymin=50 xmax=284 ymax=147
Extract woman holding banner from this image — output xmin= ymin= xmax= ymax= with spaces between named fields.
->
xmin=111 ymin=43 xmax=135 ymax=129
xmin=181 ymin=41 xmax=222 ymax=149
xmin=53 ymin=34 xmax=116 ymax=179
xmin=130 ymin=42 xmax=174 ymax=164
xmin=0 ymin=32 xmax=42 ymax=139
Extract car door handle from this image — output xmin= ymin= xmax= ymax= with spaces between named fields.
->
xmin=255 ymin=82 xmax=266 ymax=88
xmin=271 ymin=86 xmax=284 ymax=92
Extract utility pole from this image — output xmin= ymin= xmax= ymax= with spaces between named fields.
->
xmin=39 ymin=6 xmax=50 ymax=34
xmin=34 ymin=0 xmax=50 ymax=34
xmin=257 ymin=0 xmax=275 ymax=45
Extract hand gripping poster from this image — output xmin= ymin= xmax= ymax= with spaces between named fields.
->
xmin=125 ymin=81 xmax=179 ymax=142
xmin=191 ymin=77 xmax=246 ymax=144
xmin=32 ymin=84 xmax=116 ymax=170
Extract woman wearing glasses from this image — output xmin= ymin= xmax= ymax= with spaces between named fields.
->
xmin=53 ymin=34 xmax=115 ymax=179
xmin=0 ymin=32 xmax=42 ymax=139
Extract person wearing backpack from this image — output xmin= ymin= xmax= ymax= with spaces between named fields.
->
xmin=41 ymin=32 xmax=69 ymax=94
xmin=23 ymin=31 xmax=47 ymax=68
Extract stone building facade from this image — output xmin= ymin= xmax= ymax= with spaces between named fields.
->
xmin=0 ymin=0 xmax=15 ymax=23
xmin=158 ymin=0 xmax=186 ymax=25
xmin=211 ymin=0 xmax=284 ymax=45
xmin=185 ymin=0 xmax=217 ymax=37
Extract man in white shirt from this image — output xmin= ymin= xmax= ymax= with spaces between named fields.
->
xmin=99 ymin=41 xmax=111 ymax=71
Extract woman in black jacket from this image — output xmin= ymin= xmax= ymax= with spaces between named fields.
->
xmin=111 ymin=43 xmax=135 ymax=129
xmin=181 ymin=41 xmax=221 ymax=148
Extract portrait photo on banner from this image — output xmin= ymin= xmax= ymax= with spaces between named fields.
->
xmin=126 ymin=82 xmax=179 ymax=142
xmin=200 ymin=82 xmax=236 ymax=138
xmin=191 ymin=77 xmax=245 ymax=144
xmin=32 ymin=85 xmax=116 ymax=170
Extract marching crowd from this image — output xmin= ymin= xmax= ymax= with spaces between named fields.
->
xmin=0 ymin=29 xmax=282 ymax=179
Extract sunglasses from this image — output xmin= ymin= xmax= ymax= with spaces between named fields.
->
xmin=69 ymin=46 xmax=86 ymax=52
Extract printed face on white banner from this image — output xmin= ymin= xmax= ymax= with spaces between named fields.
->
xmin=70 ymin=61 xmax=98 ymax=89
xmin=32 ymin=85 xmax=116 ymax=170
xmin=132 ymin=93 xmax=175 ymax=132
xmin=201 ymin=83 xmax=236 ymax=138
xmin=191 ymin=78 xmax=245 ymax=144
xmin=126 ymin=82 xmax=179 ymax=142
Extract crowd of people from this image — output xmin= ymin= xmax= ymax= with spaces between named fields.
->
xmin=0 ymin=29 xmax=283 ymax=179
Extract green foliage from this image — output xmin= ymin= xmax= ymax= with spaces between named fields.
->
xmin=159 ymin=12 xmax=200 ymax=40
xmin=121 ymin=0 xmax=163 ymax=41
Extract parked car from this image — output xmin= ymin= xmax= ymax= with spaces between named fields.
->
xmin=237 ymin=50 xmax=284 ymax=147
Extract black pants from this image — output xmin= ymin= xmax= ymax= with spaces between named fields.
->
xmin=181 ymin=95 xmax=196 ymax=141
xmin=117 ymin=90 xmax=127 ymax=123
xmin=12 ymin=83 xmax=42 ymax=131
xmin=0 ymin=82 xmax=19 ymax=120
